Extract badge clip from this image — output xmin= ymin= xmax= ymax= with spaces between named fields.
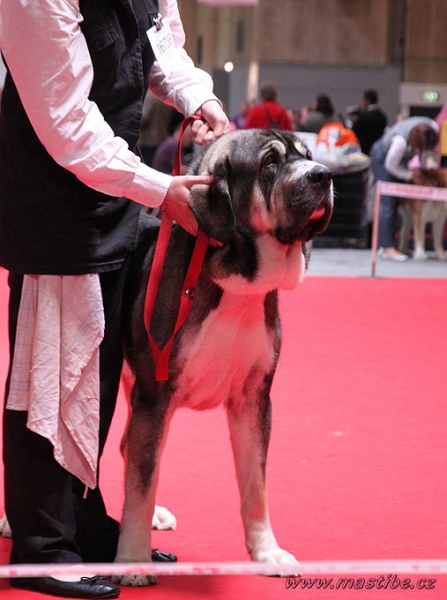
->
xmin=153 ymin=13 xmax=163 ymax=31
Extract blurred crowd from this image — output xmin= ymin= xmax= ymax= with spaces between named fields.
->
xmin=226 ymin=82 xmax=447 ymax=261
xmin=56 ymin=77 xmax=444 ymax=186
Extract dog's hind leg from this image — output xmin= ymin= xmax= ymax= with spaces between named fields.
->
xmin=120 ymin=364 xmax=177 ymax=531
xmin=431 ymin=209 xmax=447 ymax=259
xmin=114 ymin=399 xmax=172 ymax=586
xmin=226 ymin=391 xmax=301 ymax=576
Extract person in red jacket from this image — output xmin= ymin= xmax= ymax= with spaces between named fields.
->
xmin=244 ymin=81 xmax=293 ymax=131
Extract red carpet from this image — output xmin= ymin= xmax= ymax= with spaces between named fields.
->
xmin=0 ymin=268 xmax=446 ymax=598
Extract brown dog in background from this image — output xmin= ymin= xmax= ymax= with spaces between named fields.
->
xmin=399 ymin=169 xmax=447 ymax=261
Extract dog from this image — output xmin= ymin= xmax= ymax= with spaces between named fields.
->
xmin=398 ymin=169 xmax=447 ymax=261
xmin=114 ymin=128 xmax=333 ymax=586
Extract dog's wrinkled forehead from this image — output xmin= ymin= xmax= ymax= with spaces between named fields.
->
xmin=197 ymin=129 xmax=310 ymax=174
xmin=293 ymin=137 xmax=312 ymax=160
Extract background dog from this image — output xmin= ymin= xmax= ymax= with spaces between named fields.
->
xmin=114 ymin=129 xmax=333 ymax=586
xmin=398 ymin=169 xmax=447 ymax=261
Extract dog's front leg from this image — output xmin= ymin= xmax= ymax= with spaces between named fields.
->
xmin=115 ymin=402 xmax=172 ymax=587
xmin=431 ymin=211 xmax=447 ymax=260
xmin=412 ymin=203 xmax=428 ymax=261
xmin=227 ymin=395 xmax=301 ymax=575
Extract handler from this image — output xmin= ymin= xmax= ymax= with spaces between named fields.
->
xmin=0 ymin=1 xmax=229 ymax=598
xmin=370 ymin=116 xmax=438 ymax=261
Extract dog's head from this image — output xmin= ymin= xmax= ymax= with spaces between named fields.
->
xmin=189 ymin=129 xmax=333 ymax=293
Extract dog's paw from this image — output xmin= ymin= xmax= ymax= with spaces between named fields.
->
xmin=252 ymin=548 xmax=302 ymax=577
xmin=113 ymin=552 xmax=158 ymax=587
xmin=413 ymin=251 xmax=428 ymax=261
xmin=113 ymin=573 xmax=157 ymax=587
xmin=0 ymin=515 xmax=12 ymax=538
xmin=152 ymin=505 xmax=176 ymax=530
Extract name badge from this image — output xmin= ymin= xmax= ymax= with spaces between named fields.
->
xmin=147 ymin=15 xmax=176 ymax=76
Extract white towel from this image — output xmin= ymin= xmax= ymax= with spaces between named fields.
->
xmin=7 ymin=274 xmax=105 ymax=489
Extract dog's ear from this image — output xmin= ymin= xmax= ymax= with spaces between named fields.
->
xmin=190 ymin=158 xmax=236 ymax=242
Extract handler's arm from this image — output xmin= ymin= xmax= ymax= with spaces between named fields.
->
xmin=384 ymin=136 xmax=413 ymax=182
xmin=0 ymin=0 xmax=226 ymax=214
xmin=149 ymin=0 xmax=229 ymax=143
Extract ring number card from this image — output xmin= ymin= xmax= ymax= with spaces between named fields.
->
xmin=147 ymin=14 xmax=176 ymax=76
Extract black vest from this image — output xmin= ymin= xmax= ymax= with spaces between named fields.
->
xmin=0 ymin=0 xmax=158 ymax=274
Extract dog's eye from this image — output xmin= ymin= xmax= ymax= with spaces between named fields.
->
xmin=262 ymin=154 xmax=278 ymax=175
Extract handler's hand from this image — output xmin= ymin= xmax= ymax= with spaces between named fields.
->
xmin=192 ymin=99 xmax=231 ymax=145
xmin=163 ymin=174 xmax=213 ymax=237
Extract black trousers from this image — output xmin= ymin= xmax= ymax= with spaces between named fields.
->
xmin=2 ymin=260 xmax=131 ymax=565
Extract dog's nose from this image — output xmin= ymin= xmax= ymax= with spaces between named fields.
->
xmin=307 ymin=165 xmax=332 ymax=189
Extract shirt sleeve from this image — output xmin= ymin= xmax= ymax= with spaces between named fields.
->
xmin=384 ymin=135 xmax=413 ymax=181
xmin=149 ymin=0 xmax=219 ymax=116
xmin=0 ymin=0 xmax=217 ymax=208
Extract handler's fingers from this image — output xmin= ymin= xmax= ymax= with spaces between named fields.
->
xmin=162 ymin=175 xmax=213 ymax=237
xmin=183 ymin=174 xmax=214 ymax=188
xmin=191 ymin=118 xmax=204 ymax=136
xmin=190 ymin=119 xmax=211 ymax=145
xmin=202 ymin=128 xmax=218 ymax=145
xmin=191 ymin=118 xmax=229 ymax=145
xmin=197 ymin=100 xmax=231 ymax=139
xmin=195 ymin=119 xmax=227 ymax=142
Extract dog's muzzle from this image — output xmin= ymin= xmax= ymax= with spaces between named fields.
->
xmin=275 ymin=164 xmax=333 ymax=245
xmin=306 ymin=164 xmax=332 ymax=190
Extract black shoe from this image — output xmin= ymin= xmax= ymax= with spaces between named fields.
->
xmin=11 ymin=576 xmax=120 ymax=598
xmin=152 ymin=548 xmax=177 ymax=562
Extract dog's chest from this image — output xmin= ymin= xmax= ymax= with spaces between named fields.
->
xmin=172 ymin=292 xmax=275 ymax=411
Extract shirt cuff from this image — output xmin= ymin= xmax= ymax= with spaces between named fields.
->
xmin=177 ymin=87 xmax=220 ymax=117
xmin=126 ymin=162 xmax=172 ymax=208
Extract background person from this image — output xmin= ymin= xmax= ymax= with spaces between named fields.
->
xmin=352 ymin=89 xmax=388 ymax=155
xmin=370 ymin=117 xmax=439 ymax=261
xmin=0 ymin=1 xmax=229 ymax=598
xmin=152 ymin=122 xmax=195 ymax=175
xmin=244 ymin=81 xmax=293 ymax=131
xmin=301 ymin=93 xmax=342 ymax=133
xmin=230 ymin=99 xmax=251 ymax=130
xmin=137 ymin=91 xmax=178 ymax=167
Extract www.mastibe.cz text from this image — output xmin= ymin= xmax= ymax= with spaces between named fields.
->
xmin=286 ymin=574 xmax=437 ymax=591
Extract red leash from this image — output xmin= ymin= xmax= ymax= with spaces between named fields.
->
xmin=143 ymin=116 xmax=210 ymax=381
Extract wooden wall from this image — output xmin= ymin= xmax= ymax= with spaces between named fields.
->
xmin=179 ymin=0 xmax=447 ymax=84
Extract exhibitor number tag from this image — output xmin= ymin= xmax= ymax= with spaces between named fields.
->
xmin=147 ymin=15 xmax=176 ymax=76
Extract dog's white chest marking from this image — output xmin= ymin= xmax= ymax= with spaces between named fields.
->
xmin=256 ymin=235 xmax=305 ymax=291
xmin=215 ymin=237 xmax=305 ymax=296
xmin=174 ymin=292 xmax=275 ymax=411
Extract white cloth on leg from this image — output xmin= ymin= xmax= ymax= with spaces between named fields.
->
xmin=6 ymin=274 xmax=104 ymax=489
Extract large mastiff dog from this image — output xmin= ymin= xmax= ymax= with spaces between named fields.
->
xmin=115 ymin=129 xmax=333 ymax=585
